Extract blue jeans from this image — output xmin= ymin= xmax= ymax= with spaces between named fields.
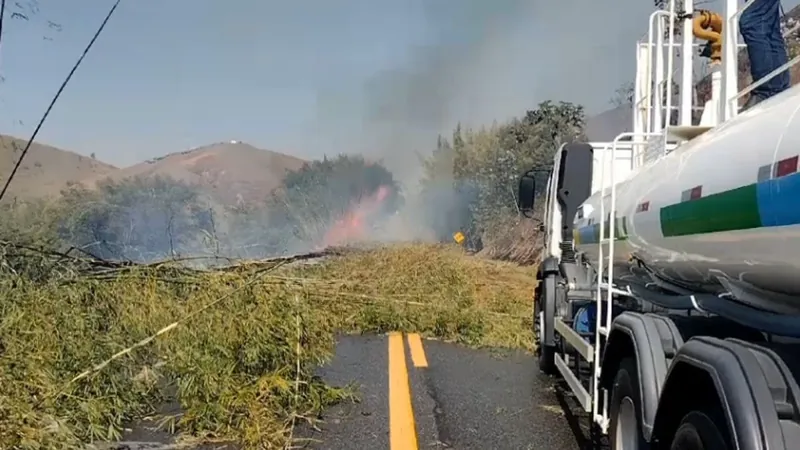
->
xmin=740 ymin=0 xmax=790 ymax=99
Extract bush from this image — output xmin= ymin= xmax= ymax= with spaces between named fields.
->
xmin=247 ymin=155 xmax=403 ymax=253
xmin=57 ymin=176 xmax=215 ymax=262
xmin=419 ymin=100 xmax=586 ymax=262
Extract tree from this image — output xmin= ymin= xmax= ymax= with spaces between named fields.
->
xmin=417 ymin=134 xmax=472 ymax=243
xmin=610 ymin=81 xmax=635 ymax=107
xmin=418 ymin=101 xmax=586 ymax=248
xmin=58 ymin=176 xmax=213 ymax=261
xmin=264 ymin=155 xmax=402 ymax=251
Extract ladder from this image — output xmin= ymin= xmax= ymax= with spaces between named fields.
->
xmin=592 ymin=131 xmax=662 ymax=430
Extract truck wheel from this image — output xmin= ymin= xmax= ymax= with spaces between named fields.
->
xmin=539 ymin=339 xmax=556 ymax=375
xmin=535 ymin=277 xmax=556 ymax=375
xmin=534 ymin=298 xmax=556 ymax=374
xmin=533 ymin=283 xmax=543 ymax=357
xmin=609 ymin=357 xmax=646 ymax=449
xmin=669 ymin=411 xmax=730 ymax=450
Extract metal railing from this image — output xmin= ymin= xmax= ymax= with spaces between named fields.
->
xmin=725 ymin=0 xmax=800 ymax=117
xmin=592 ymin=132 xmax=661 ymax=431
xmin=637 ymin=0 xmax=800 ymax=133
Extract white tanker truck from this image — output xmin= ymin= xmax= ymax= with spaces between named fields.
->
xmin=517 ymin=1 xmax=800 ymax=449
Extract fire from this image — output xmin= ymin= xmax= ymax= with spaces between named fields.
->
xmin=321 ymin=185 xmax=391 ymax=247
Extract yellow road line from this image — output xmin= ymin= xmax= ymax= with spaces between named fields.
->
xmin=407 ymin=333 xmax=428 ymax=368
xmin=388 ymin=332 xmax=418 ymax=450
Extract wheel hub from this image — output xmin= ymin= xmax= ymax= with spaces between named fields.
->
xmin=538 ymin=311 xmax=545 ymax=346
xmin=615 ymin=397 xmax=639 ymax=450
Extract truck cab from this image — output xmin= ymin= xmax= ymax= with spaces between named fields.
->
xmin=514 ymin=1 xmax=800 ymax=448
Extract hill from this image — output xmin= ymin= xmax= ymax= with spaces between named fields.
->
xmin=80 ymin=141 xmax=307 ymax=205
xmin=0 ymin=135 xmax=117 ymax=202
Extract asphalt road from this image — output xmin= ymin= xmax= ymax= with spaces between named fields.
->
xmin=101 ymin=334 xmax=587 ymax=450
xmin=297 ymin=334 xmax=585 ymax=450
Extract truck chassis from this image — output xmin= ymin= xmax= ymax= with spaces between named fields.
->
xmin=515 ymin=0 xmax=800 ymax=446
xmin=528 ymin=141 xmax=800 ymax=450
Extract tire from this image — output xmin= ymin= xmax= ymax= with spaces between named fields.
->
xmin=539 ymin=344 xmax=556 ymax=375
xmin=534 ymin=286 xmax=556 ymax=375
xmin=609 ymin=357 xmax=647 ymax=450
xmin=533 ymin=283 xmax=543 ymax=358
xmin=669 ymin=410 xmax=730 ymax=450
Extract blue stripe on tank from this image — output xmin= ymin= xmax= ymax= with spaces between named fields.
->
xmin=756 ymin=171 xmax=800 ymax=227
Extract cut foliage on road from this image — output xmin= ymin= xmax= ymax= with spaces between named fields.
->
xmin=303 ymin=243 xmax=536 ymax=349
xmin=0 ymin=242 xmax=535 ymax=449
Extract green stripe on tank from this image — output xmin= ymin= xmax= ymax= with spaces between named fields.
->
xmin=659 ymin=183 xmax=762 ymax=237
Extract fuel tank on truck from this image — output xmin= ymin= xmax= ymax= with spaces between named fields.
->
xmin=573 ymin=85 xmax=800 ymax=315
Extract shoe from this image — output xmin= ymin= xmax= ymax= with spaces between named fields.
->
xmin=740 ymin=94 xmax=764 ymax=112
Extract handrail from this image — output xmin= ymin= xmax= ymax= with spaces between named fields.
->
xmin=729 ymin=21 xmax=800 ymax=105
xmin=732 ymin=54 xmax=800 ymax=103
xmin=647 ymin=10 xmax=674 ymax=134
xmin=728 ymin=0 xmax=755 ymax=23
xmin=726 ymin=0 xmax=800 ymax=109
xmin=785 ymin=22 xmax=800 ymax=38
xmin=634 ymin=0 xmax=777 ymax=134
xmin=665 ymin=0 xmax=678 ymax=127
xmin=595 ymin=133 xmax=662 ymax=409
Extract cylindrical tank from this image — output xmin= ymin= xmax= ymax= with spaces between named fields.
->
xmin=573 ymin=86 xmax=800 ymax=314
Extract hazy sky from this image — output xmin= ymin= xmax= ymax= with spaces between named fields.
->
xmin=0 ymin=0 xmax=789 ymax=168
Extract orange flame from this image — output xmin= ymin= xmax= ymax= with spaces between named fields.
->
xmin=321 ymin=185 xmax=391 ymax=247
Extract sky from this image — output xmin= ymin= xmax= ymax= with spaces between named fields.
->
xmin=0 ymin=0 xmax=789 ymax=170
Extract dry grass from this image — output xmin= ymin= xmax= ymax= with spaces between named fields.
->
xmin=299 ymin=243 xmax=536 ymax=349
xmin=478 ymin=218 xmax=544 ymax=265
xmin=0 ymin=242 xmax=536 ymax=449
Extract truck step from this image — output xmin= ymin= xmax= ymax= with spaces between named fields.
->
xmin=665 ymin=125 xmax=713 ymax=143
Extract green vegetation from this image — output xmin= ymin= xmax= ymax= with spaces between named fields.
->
xmin=0 ymin=242 xmax=534 ymax=449
xmin=258 ymin=154 xmax=402 ymax=251
xmin=56 ymin=176 xmax=215 ymax=261
xmin=419 ymin=100 xmax=585 ymax=262
xmin=17 ymin=154 xmax=404 ymax=263
xmin=0 ymin=98 xmax=587 ymax=448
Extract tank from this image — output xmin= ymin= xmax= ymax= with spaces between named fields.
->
xmin=573 ymin=85 xmax=800 ymax=315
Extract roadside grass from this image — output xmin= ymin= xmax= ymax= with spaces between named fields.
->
xmin=0 ymin=242 xmax=536 ymax=449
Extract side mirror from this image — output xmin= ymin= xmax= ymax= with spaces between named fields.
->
xmin=518 ymin=170 xmax=536 ymax=212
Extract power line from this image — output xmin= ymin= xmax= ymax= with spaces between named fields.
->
xmin=0 ymin=0 xmax=7 ymax=61
xmin=0 ymin=0 xmax=122 ymax=203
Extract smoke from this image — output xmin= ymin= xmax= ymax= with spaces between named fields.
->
xmin=305 ymin=0 xmax=653 ymax=245
xmin=48 ymin=0 xmax=657 ymax=261
xmin=312 ymin=0 xmax=649 ymax=174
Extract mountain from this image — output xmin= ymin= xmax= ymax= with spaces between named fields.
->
xmin=585 ymin=104 xmax=631 ymax=142
xmin=80 ymin=141 xmax=307 ymax=205
xmin=0 ymin=135 xmax=117 ymax=202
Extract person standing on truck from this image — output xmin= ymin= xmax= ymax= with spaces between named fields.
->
xmin=740 ymin=0 xmax=791 ymax=110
